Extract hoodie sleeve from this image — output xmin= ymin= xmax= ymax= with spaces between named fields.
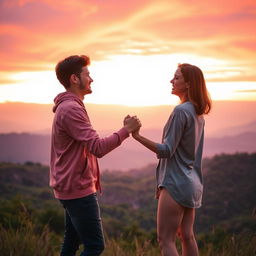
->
xmin=62 ymin=103 xmax=129 ymax=158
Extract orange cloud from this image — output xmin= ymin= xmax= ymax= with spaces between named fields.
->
xmin=0 ymin=0 xmax=255 ymax=83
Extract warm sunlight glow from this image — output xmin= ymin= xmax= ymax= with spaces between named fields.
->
xmin=0 ymin=71 xmax=62 ymax=104
xmin=208 ymin=82 xmax=256 ymax=101
xmin=1 ymin=54 xmax=255 ymax=106
xmin=0 ymin=0 xmax=255 ymax=106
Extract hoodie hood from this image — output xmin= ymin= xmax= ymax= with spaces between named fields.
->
xmin=53 ymin=92 xmax=84 ymax=113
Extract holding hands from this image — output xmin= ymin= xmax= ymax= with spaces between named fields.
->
xmin=123 ymin=115 xmax=141 ymax=134
xmin=124 ymin=115 xmax=157 ymax=153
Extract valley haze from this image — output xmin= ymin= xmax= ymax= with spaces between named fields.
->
xmin=0 ymin=101 xmax=255 ymax=170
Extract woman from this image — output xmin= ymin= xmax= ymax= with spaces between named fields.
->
xmin=132 ymin=63 xmax=211 ymax=256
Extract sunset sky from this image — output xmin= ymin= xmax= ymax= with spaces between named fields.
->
xmin=0 ymin=0 xmax=256 ymax=106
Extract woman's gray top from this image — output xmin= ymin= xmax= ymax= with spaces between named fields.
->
xmin=156 ymin=102 xmax=205 ymax=208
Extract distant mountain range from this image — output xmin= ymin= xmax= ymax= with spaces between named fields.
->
xmin=1 ymin=101 xmax=256 ymax=137
xmin=211 ymin=120 xmax=256 ymax=137
xmin=0 ymin=129 xmax=255 ymax=170
xmin=1 ymin=101 xmax=256 ymax=170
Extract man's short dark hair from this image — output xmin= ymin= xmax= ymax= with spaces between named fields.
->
xmin=55 ymin=55 xmax=90 ymax=89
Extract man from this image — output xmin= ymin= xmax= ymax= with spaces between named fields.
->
xmin=50 ymin=55 xmax=140 ymax=256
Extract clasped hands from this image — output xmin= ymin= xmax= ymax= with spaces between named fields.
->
xmin=123 ymin=115 xmax=141 ymax=138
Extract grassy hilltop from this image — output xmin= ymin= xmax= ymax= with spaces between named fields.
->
xmin=0 ymin=153 xmax=255 ymax=255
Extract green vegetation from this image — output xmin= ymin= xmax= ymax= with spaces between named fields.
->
xmin=0 ymin=153 xmax=255 ymax=255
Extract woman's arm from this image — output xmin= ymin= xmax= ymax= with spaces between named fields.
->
xmin=132 ymin=130 xmax=159 ymax=154
xmin=132 ymin=108 xmax=186 ymax=159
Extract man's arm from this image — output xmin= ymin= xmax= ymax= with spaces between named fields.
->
xmin=63 ymin=107 xmax=141 ymax=158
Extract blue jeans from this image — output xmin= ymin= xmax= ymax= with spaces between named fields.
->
xmin=59 ymin=193 xmax=105 ymax=256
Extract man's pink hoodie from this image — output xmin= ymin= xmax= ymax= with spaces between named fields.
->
xmin=50 ymin=92 xmax=129 ymax=200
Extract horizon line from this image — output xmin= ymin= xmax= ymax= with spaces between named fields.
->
xmin=1 ymin=99 xmax=256 ymax=107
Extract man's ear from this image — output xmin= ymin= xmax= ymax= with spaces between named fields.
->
xmin=70 ymin=74 xmax=79 ymax=85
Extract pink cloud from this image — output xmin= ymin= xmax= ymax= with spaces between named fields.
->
xmin=0 ymin=0 xmax=255 ymax=83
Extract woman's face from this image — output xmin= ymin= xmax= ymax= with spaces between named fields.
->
xmin=170 ymin=68 xmax=189 ymax=99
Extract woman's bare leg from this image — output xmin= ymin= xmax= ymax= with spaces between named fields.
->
xmin=157 ymin=188 xmax=184 ymax=256
xmin=179 ymin=207 xmax=198 ymax=256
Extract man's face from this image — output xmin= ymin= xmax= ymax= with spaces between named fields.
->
xmin=78 ymin=66 xmax=93 ymax=95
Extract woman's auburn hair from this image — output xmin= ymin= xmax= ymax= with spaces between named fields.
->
xmin=179 ymin=63 xmax=212 ymax=115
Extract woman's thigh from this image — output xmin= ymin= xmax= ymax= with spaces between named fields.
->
xmin=157 ymin=188 xmax=184 ymax=240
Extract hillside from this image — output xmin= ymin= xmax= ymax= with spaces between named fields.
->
xmin=196 ymin=153 xmax=256 ymax=233
xmin=0 ymin=153 xmax=255 ymax=236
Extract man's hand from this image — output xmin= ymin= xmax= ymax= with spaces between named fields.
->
xmin=123 ymin=115 xmax=141 ymax=133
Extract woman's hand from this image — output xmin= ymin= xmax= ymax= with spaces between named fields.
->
xmin=132 ymin=127 xmax=140 ymax=139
